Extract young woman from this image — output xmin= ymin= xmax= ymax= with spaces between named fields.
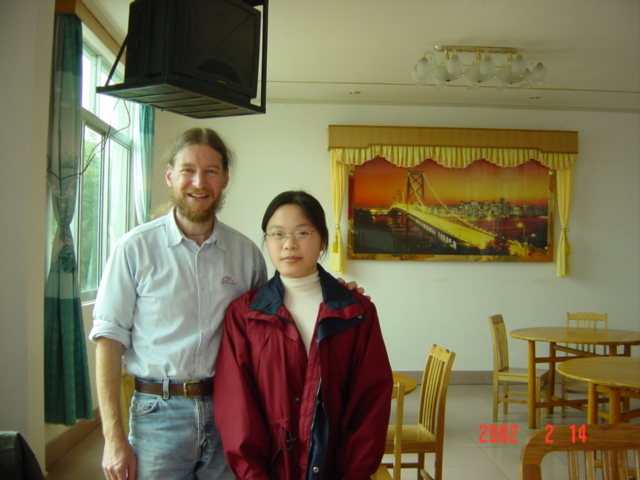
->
xmin=214 ymin=191 xmax=393 ymax=480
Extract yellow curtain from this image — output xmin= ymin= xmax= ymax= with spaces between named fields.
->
xmin=328 ymin=126 xmax=578 ymax=275
xmin=555 ymin=166 xmax=573 ymax=277
xmin=332 ymin=146 xmax=575 ymax=170
xmin=330 ymin=153 xmax=349 ymax=274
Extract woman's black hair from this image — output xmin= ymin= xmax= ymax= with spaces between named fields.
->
xmin=262 ymin=190 xmax=329 ymax=257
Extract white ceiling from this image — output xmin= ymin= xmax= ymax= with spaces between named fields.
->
xmin=84 ymin=0 xmax=640 ymax=112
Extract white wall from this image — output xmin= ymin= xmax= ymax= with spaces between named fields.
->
xmin=3 ymin=1 xmax=638 ymax=473
xmin=151 ymin=103 xmax=640 ymax=372
xmin=0 ymin=0 xmax=53 ymax=466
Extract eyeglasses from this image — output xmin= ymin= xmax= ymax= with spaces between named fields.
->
xmin=265 ymin=230 xmax=317 ymax=242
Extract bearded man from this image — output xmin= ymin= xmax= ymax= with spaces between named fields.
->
xmin=89 ymin=128 xmax=267 ymax=480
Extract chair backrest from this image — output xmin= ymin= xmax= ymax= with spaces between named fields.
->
xmin=388 ymin=380 xmax=405 ymax=480
xmin=567 ymin=312 xmax=608 ymax=353
xmin=418 ymin=344 xmax=456 ymax=442
xmin=566 ymin=312 xmax=608 ymax=330
xmin=520 ymin=423 xmax=640 ymax=480
xmin=488 ymin=314 xmax=509 ymax=373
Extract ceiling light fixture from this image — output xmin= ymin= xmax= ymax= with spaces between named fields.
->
xmin=411 ymin=45 xmax=547 ymax=91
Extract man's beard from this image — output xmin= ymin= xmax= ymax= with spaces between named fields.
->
xmin=169 ymin=188 xmax=226 ymax=224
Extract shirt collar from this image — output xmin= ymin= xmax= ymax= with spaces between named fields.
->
xmin=208 ymin=220 xmax=226 ymax=250
xmin=165 ymin=208 xmax=183 ymax=247
xmin=165 ymin=207 xmax=223 ymax=249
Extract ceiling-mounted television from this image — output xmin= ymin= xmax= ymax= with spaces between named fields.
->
xmin=97 ymin=0 xmax=268 ymax=118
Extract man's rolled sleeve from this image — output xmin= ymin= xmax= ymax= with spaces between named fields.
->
xmin=89 ymin=235 xmax=137 ymax=348
xmin=88 ymin=319 xmax=132 ymax=348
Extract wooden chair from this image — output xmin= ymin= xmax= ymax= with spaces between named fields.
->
xmin=565 ymin=312 xmax=609 ymax=356
xmin=561 ymin=312 xmax=609 ymax=414
xmin=488 ymin=314 xmax=549 ymax=427
xmin=520 ymin=423 xmax=640 ymax=480
xmin=384 ymin=344 xmax=456 ymax=480
xmin=567 ymin=312 xmax=608 ymax=332
xmin=372 ymin=380 xmax=405 ymax=480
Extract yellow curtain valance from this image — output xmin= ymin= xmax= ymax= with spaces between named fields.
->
xmin=328 ymin=125 xmax=577 ymax=277
xmin=331 ymin=146 xmax=576 ymax=170
xmin=329 ymin=125 xmax=578 ymax=153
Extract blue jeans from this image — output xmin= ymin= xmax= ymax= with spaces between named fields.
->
xmin=129 ymin=381 xmax=233 ymax=480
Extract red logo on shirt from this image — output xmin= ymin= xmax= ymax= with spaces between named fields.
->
xmin=222 ymin=276 xmax=236 ymax=284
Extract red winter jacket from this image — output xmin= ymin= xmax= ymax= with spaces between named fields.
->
xmin=214 ymin=266 xmax=393 ymax=480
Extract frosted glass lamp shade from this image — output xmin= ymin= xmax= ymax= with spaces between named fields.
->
xmin=511 ymin=54 xmax=527 ymax=75
xmin=531 ymin=62 xmax=547 ymax=84
xmin=416 ymin=57 xmax=431 ymax=78
xmin=479 ymin=56 xmax=495 ymax=77
xmin=447 ymin=54 xmax=463 ymax=76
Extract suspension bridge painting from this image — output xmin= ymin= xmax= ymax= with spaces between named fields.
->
xmin=347 ymin=157 xmax=554 ymax=262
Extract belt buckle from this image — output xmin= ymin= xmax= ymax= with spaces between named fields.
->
xmin=183 ymin=380 xmax=201 ymax=398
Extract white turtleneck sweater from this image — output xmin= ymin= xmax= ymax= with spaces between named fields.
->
xmin=280 ymin=272 xmax=323 ymax=354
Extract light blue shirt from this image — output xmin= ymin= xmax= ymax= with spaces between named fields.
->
xmin=90 ymin=209 xmax=267 ymax=379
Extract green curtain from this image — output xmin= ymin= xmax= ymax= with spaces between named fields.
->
xmin=132 ymin=104 xmax=155 ymax=224
xmin=44 ymin=14 xmax=93 ymax=425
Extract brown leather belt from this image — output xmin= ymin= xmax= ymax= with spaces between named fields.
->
xmin=134 ymin=379 xmax=213 ymax=398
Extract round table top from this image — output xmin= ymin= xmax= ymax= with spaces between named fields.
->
xmin=510 ymin=326 xmax=640 ymax=345
xmin=392 ymin=372 xmax=418 ymax=396
xmin=556 ymin=356 xmax=640 ymax=389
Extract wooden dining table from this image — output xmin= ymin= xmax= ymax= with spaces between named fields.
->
xmin=392 ymin=372 xmax=418 ymax=396
xmin=557 ymin=356 xmax=640 ymax=424
xmin=509 ymin=326 xmax=640 ymax=428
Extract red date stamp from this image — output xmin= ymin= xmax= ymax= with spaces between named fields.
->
xmin=479 ymin=424 xmax=587 ymax=443
xmin=544 ymin=424 xmax=587 ymax=443
xmin=479 ymin=424 xmax=519 ymax=443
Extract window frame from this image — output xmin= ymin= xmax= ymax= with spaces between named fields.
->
xmin=74 ymin=37 xmax=137 ymax=302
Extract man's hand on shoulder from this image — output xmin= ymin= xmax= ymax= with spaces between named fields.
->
xmin=337 ymin=277 xmax=369 ymax=298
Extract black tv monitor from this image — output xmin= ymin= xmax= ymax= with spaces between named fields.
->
xmin=125 ymin=0 xmax=262 ymax=100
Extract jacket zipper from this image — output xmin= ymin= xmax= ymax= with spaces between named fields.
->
xmin=304 ymin=377 xmax=323 ymax=478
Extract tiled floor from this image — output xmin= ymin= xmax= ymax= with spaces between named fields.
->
xmin=45 ymin=384 xmax=636 ymax=480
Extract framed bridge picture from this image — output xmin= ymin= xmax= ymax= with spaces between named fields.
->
xmin=347 ymin=157 xmax=554 ymax=262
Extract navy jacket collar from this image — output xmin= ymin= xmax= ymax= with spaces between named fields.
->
xmin=249 ymin=264 xmax=359 ymax=316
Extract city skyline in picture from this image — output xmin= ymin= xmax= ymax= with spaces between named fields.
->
xmin=351 ymin=157 xmax=550 ymax=208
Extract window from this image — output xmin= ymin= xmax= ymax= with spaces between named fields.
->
xmin=72 ymin=39 xmax=137 ymax=301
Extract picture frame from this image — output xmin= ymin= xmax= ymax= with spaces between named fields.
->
xmin=347 ymin=157 xmax=554 ymax=262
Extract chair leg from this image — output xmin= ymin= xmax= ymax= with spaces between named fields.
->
xmin=560 ymin=375 xmax=567 ymax=416
xmin=419 ymin=467 xmax=435 ymax=480
xmin=434 ymin=447 xmax=443 ymax=480
xmin=503 ymin=380 xmax=509 ymax=414
xmin=415 ymin=450 xmax=442 ymax=480
xmin=417 ymin=453 xmax=426 ymax=480
xmin=493 ymin=379 xmax=499 ymax=422
xmin=535 ymin=377 xmax=542 ymax=428
xmin=541 ymin=378 xmax=548 ymax=419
